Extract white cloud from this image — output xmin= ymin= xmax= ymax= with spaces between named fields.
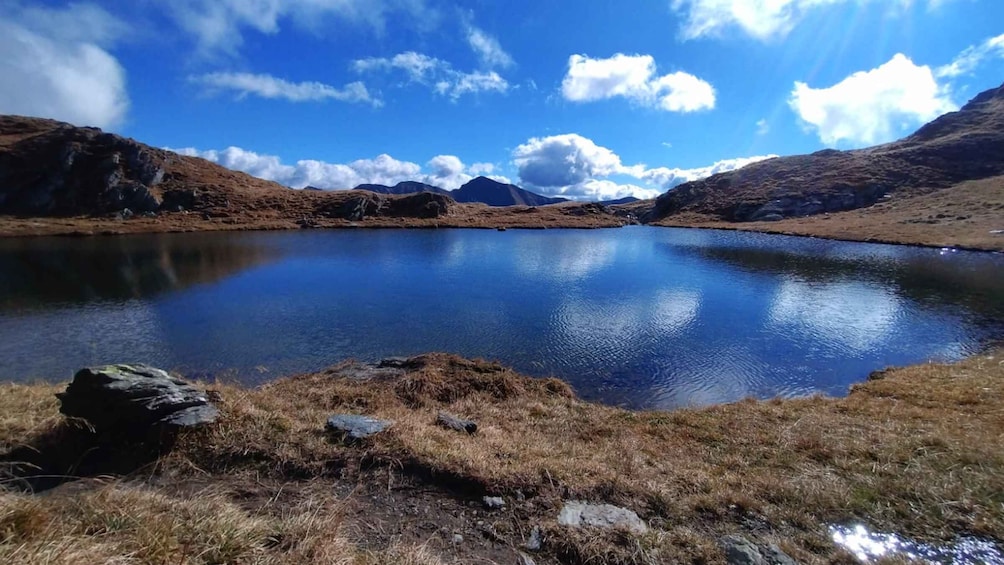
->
xmin=514 ymin=134 xmax=628 ymax=188
xmin=171 ymin=146 xmax=508 ymax=190
xmin=435 ymin=71 xmax=509 ymax=100
xmin=164 ymin=0 xmax=431 ymax=56
xmin=467 ymin=26 xmax=514 ymax=68
xmin=936 ymin=33 xmax=1004 ymax=78
xmin=469 ymin=162 xmax=496 ymax=175
xmin=513 ymin=133 xmax=771 ymax=199
xmin=568 ymin=180 xmax=662 ymax=201
xmin=670 ymin=0 xmax=945 ymax=42
xmin=789 ymin=53 xmax=957 ymax=146
xmin=671 ymin=0 xmax=844 ymax=41
xmin=641 ymin=154 xmax=778 ymax=189
xmin=0 ymin=2 xmax=128 ymax=129
xmin=193 ymin=72 xmax=380 ymax=106
xmin=562 ymin=54 xmax=715 ymax=112
xmin=355 ymin=52 xmax=510 ymax=100
xmin=352 ymin=51 xmax=441 ymax=81
xmin=756 ymin=118 xmax=769 ymax=135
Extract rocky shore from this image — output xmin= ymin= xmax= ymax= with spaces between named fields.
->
xmin=2 ymin=351 xmax=1002 ymax=564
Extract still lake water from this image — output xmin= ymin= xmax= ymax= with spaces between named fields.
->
xmin=1 ymin=226 xmax=1002 ymax=409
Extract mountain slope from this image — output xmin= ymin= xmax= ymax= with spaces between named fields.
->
xmin=648 ymin=82 xmax=1004 ymax=223
xmin=451 ymin=177 xmax=568 ymax=206
xmin=0 ymin=115 xmax=454 ymax=222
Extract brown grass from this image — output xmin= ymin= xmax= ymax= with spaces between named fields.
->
xmin=655 ymin=175 xmax=1004 ymax=252
xmin=0 ymin=200 xmax=627 ymax=238
xmin=3 ymin=352 xmax=1003 ymax=563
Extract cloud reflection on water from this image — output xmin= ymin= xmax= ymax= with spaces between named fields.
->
xmin=768 ymin=278 xmax=902 ymax=354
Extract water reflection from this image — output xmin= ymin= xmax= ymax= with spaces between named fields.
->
xmin=513 ymin=232 xmax=621 ymax=281
xmin=0 ymin=233 xmax=278 ymax=308
xmin=769 ymin=279 xmax=902 ymax=353
xmin=830 ymin=524 xmax=1003 ymax=564
xmin=671 ymin=234 xmax=1004 ymax=328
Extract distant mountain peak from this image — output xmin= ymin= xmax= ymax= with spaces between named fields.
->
xmin=453 ymin=177 xmax=568 ymax=207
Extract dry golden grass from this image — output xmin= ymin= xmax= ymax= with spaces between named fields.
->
xmin=0 ymin=201 xmax=626 ymax=238
xmin=3 ymin=352 xmax=1003 ymax=564
xmin=656 ymin=176 xmax=1004 ymax=252
xmin=0 ymin=479 xmax=447 ymax=565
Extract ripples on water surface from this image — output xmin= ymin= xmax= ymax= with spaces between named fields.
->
xmin=1 ymin=227 xmax=1002 ymax=409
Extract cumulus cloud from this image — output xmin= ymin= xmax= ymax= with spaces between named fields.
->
xmin=641 ymin=154 xmax=778 ymax=189
xmin=789 ymin=53 xmax=956 ymax=146
xmin=936 ymin=33 xmax=1004 ymax=78
xmin=670 ymin=0 xmax=945 ymax=41
xmin=355 ymin=51 xmax=510 ymax=100
xmin=0 ymin=2 xmax=129 ymax=129
xmin=512 ymin=133 xmax=772 ymax=199
xmin=514 ymin=134 xmax=628 ymax=188
xmin=193 ymin=72 xmax=380 ymax=106
xmin=171 ymin=146 xmax=507 ymax=190
xmin=562 ymin=54 xmax=715 ymax=112
xmin=466 ymin=26 xmax=514 ymax=68
xmin=164 ymin=0 xmax=430 ymax=56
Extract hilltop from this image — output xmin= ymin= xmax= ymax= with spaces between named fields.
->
xmin=644 ymin=82 xmax=1004 ymax=250
xmin=0 ymin=115 xmax=626 ymax=236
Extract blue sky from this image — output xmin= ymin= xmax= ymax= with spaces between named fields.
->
xmin=1 ymin=0 xmax=1002 ymax=200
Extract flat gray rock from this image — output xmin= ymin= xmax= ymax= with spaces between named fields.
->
xmin=325 ymin=414 xmax=393 ymax=439
xmin=57 ymin=364 xmax=218 ymax=431
xmin=719 ymin=535 xmax=799 ymax=565
xmin=557 ymin=501 xmax=647 ymax=534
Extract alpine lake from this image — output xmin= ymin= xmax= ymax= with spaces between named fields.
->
xmin=2 ymin=226 xmax=1002 ymax=410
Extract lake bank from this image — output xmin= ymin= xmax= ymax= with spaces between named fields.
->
xmin=650 ymin=176 xmax=1004 ymax=253
xmin=0 ymin=199 xmax=628 ymax=238
xmin=2 ymin=350 xmax=1002 ymax=564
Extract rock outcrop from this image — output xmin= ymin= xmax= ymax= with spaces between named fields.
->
xmin=57 ymin=364 xmax=219 ymax=431
xmin=647 ymin=82 xmax=1004 ymax=223
xmin=315 ymin=191 xmax=453 ymax=220
xmin=0 ymin=117 xmax=167 ymax=215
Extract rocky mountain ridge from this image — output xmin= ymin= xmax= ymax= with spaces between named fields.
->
xmin=647 ymin=82 xmax=1004 ymax=222
xmin=0 ymin=115 xmax=455 ymax=222
xmin=352 ymin=177 xmax=569 ymax=207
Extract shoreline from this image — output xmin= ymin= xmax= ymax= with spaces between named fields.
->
xmin=3 ymin=351 xmax=1003 ymax=563
xmin=3 ymin=212 xmax=1003 ymax=255
xmin=651 ymin=220 xmax=1004 ymax=254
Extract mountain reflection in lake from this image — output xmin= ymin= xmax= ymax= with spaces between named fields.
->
xmin=0 ymin=227 xmax=1001 ymax=410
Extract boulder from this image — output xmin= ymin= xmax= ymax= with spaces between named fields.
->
xmin=325 ymin=414 xmax=393 ymax=439
xmin=557 ymin=501 xmax=647 ymax=534
xmin=57 ymin=364 xmax=219 ymax=431
xmin=719 ymin=535 xmax=798 ymax=565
